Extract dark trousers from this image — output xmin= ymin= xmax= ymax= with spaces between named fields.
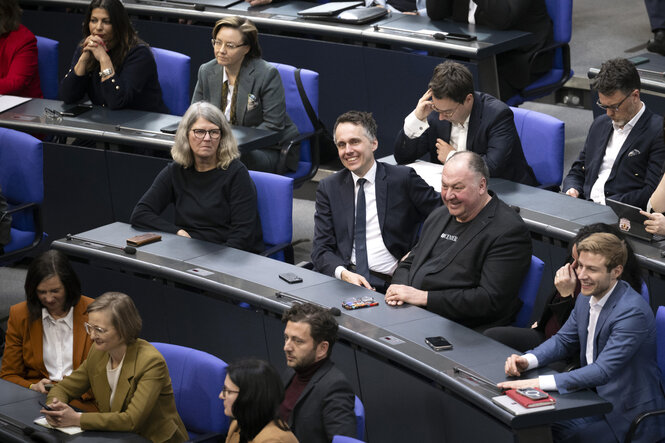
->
xmin=646 ymin=0 xmax=665 ymax=31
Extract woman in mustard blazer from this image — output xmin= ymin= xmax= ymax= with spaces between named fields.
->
xmin=42 ymin=292 xmax=187 ymax=443
xmin=1 ymin=251 xmax=93 ymax=399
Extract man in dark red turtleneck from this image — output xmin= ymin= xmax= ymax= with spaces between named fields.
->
xmin=279 ymin=303 xmax=357 ymax=443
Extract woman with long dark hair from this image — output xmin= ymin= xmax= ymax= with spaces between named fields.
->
xmin=0 ymin=251 xmax=93 ymax=403
xmin=60 ymin=0 xmax=167 ymax=112
xmin=222 ymin=359 xmax=298 ymax=443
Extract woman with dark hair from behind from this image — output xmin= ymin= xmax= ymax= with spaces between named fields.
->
xmin=0 ymin=250 xmax=94 ymax=408
xmin=60 ymin=0 xmax=167 ymax=112
xmin=484 ymin=223 xmax=644 ymax=353
xmin=0 ymin=0 xmax=42 ymax=97
xmin=222 ymin=359 xmax=298 ymax=443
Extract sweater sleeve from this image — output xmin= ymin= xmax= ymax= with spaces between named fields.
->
xmin=130 ymin=165 xmax=179 ymax=234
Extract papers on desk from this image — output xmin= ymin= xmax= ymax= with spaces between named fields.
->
xmin=0 ymin=95 xmax=31 ymax=113
xmin=407 ymin=160 xmax=442 ymax=192
xmin=34 ymin=416 xmax=83 ymax=434
xmin=491 ymin=395 xmax=556 ymax=415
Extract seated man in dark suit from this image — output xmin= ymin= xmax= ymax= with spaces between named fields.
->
xmin=427 ymin=0 xmax=554 ymax=100
xmin=312 ymin=111 xmax=441 ymax=292
xmin=500 ymin=233 xmax=665 ymax=443
xmin=394 ymin=61 xmax=538 ymax=186
xmin=563 ymin=58 xmax=665 ymax=210
xmin=280 ymin=303 xmax=357 ymax=443
xmin=385 ymin=151 xmax=532 ymax=331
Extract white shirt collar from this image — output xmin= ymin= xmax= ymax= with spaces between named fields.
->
xmin=42 ymin=306 xmax=74 ymax=328
xmin=351 ymin=160 xmax=377 ymax=185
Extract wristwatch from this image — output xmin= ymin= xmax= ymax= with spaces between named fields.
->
xmin=99 ymin=68 xmax=113 ymax=77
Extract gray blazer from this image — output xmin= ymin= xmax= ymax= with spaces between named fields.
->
xmin=192 ymin=57 xmax=300 ymax=170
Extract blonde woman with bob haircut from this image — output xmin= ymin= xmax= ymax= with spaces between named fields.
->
xmin=41 ymin=292 xmax=188 ymax=443
xmin=131 ymin=101 xmax=264 ymax=253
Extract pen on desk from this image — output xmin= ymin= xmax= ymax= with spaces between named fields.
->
xmin=115 ymin=125 xmax=170 ymax=137
xmin=453 ymin=366 xmax=504 ymax=392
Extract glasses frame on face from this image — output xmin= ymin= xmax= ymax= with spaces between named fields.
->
xmin=84 ymin=321 xmax=109 ymax=336
xmin=191 ymin=128 xmax=222 ymax=140
xmin=211 ymin=39 xmax=246 ymax=50
xmin=220 ymin=386 xmax=239 ymax=398
xmin=432 ymin=101 xmax=461 ymax=118
xmin=596 ymin=91 xmax=634 ymax=112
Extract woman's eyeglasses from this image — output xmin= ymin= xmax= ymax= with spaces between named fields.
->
xmin=191 ymin=129 xmax=221 ymax=139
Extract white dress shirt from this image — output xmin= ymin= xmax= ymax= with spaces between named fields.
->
xmin=523 ymin=283 xmax=617 ymax=391
xmin=468 ymin=0 xmax=478 ymax=24
xmin=403 ymin=111 xmax=470 ymax=163
xmin=334 ymin=161 xmax=399 ymax=279
xmin=589 ymin=102 xmax=645 ymax=205
xmin=222 ymin=69 xmax=233 ymax=121
xmin=42 ymin=307 xmax=74 ymax=382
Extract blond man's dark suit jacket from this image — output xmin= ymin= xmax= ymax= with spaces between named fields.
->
xmin=192 ymin=57 xmax=300 ymax=171
xmin=391 ymin=192 xmax=532 ymax=330
xmin=1 ymin=297 xmax=94 ymax=389
xmin=47 ymin=339 xmax=188 ymax=443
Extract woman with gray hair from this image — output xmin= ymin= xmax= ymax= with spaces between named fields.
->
xmin=130 ymin=101 xmax=263 ymax=253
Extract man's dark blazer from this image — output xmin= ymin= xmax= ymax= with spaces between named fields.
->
xmin=562 ymin=107 xmax=665 ymax=210
xmin=391 ymin=192 xmax=532 ymax=330
xmin=393 ymin=92 xmax=538 ymax=185
xmin=426 ymin=0 xmax=553 ymax=97
xmin=283 ymin=359 xmax=357 ymax=443
xmin=312 ymin=161 xmax=441 ymax=277
xmin=531 ymin=281 xmax=665 ymax=442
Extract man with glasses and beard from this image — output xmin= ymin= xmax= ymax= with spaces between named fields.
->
xmin=393 ymin=61 xmax=537 ymax=186
xmin=563 ymin=58 xmax=665 ymax=210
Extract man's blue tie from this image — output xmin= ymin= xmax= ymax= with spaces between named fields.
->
xmin=354 ymin=178 xmax=370 ymax=280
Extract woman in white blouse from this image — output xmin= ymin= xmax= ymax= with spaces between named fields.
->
xmin=0 ymin=250 xmax=94 ymax=408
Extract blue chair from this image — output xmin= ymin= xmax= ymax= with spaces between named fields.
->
xmin=151 ymin=47 xmax=190 ymax=115
xmin=270 ymin=62 xmax=320 ymax=187
xmin=36 ymin=36 xmax=59 ymax=100
xmin=151 ymin=342 xmax=229 ymax=441
xmin=513 ymin=256 xmax=545 ymax=328
xmin=249 ymin=170 xmax=294 ymax=263
xmin=506 ymin=0 xmax=573 ymax=106
xmin=332 ymin=436 xmax=365 ymax=443
xmin=0 ymin=128 xmax=44 ymax=263
xmin=511 ymin=106 xmax=564 ymax=190
xmin=624 ymin=306 xmax=665 ymax=442
xmin=354 ymin=396 xmax=365 ymax=441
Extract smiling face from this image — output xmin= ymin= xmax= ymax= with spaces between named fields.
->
xmin=440 ymin=157 xmax=488 ymax=223
xmin=335 ymin=122 xmax=377 ymax=178
xmin=213 ymin=27 xmax=250 ymax=71
xmin=575 ymin=251 xmax=622 ymax=300
xmin=37 ymin=275 xmax=67 ymax=318
xmin=86 ymin=310 xmax=125 ymax=355
xmin=88 ymin=8 xmax=113 ymax=46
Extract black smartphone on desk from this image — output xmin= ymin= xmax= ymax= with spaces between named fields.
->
xmin=60 ymin=104 xmax=93 ymax=117
xmin=425 ymin=336 xmax=453 ymax=351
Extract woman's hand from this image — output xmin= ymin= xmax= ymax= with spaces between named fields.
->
xmin=177 ymin=229 xmax=191 ymax=238
xmin=30 ymin=378 xmax=53 ymax=394
xmin=41 ymin=398 xmax=82 ymax=428
xmin=83 ymin=35 xmax=109 ymax=62
xmin=554 ymin=263 xmax=577 ymax=298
